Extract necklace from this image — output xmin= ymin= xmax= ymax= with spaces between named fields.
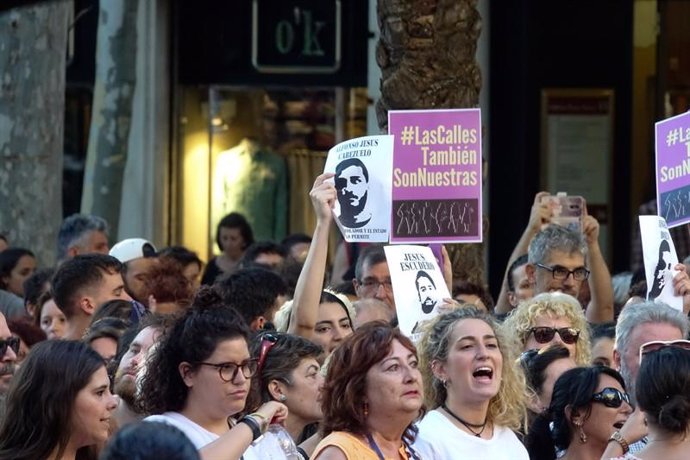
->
xmin=441 ymin=403 xmax=488 ymax=437
xmin=366 ymin=433 xmax=421 ymax=460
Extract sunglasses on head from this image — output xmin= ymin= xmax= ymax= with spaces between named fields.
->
xmin=528 ymin=326 xmax=580 ymax=345
xmin=0 ymin=337 xmax=20 ymax=357
xmin=256 ymin=333 xmax=279 ymax=376
xmin=638 ymin=339 xmax=690 ymax=362
xmin=591 ymin=387 xmax=631 ymax=408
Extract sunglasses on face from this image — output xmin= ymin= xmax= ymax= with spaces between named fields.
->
xmin=591 ymin=387 xmax=631 ymax=408
xmin=638 ymin=339 xmax=690 ymax=362
xmin=0 ymin=337 xmax=20 ymax=357
xmin=528 ymin=326 xmax=580 ymax=345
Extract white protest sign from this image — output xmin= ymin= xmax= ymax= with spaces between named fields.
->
xmin=640 ymin=215 xmax=682 ymax=311
xmin=324 ymin=135 xmax=393 ymax=243
xmin=384 ymin=244 xmax=451 ymax=341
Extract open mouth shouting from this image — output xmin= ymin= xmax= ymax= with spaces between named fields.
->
xmin=472 ymin=366 xmax=494 ymax=383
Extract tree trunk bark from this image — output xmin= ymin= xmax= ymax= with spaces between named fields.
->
xmin=377 ymin=0 xmax=485 ymax=285
xmin=0 ymin=1 xmax=71 ymax=265
xmin=81 ymin=0 xmax=138 ymax=239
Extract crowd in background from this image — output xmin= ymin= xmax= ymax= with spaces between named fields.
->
xmin=0 ymin=174 xmax=689 ymax=460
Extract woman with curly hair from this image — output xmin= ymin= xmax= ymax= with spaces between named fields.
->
xmin=0 ymin=340 xmax=118 ymax=460
xmin=312 ymin=321 xmax=424 ymax=459
xmin=414 ymin=307 xmax=529 ymax=459
xmin=138 ymin=287 xmax=289 ymax=460
xmin=501 ymin=292 xmax=591 ymax=365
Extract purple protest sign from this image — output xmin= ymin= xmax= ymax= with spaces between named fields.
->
xmin=655 ymin=111 xmax=690 ymax=228
xmin=388 ymin=109 xmax=482 ymax=243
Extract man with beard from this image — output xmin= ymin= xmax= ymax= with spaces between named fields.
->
xmin=649 ymin=239 xmax=672 ymax=300
xmin=415 ymin=270 xmax=438 ymax=314
xmin=112 ymin=315 xmax=167 ymax=428
xmin=335 ymin=158 xmax=371 ymax=228
xmin=610 ymin=301 xmax=689 ymax=454
xmin=0 ymin=312 xmax=17 ymax=421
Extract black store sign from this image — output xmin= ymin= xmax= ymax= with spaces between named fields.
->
xmin=253 ymin=0 xmax=340 ymax=73
xmin=176 ymin=0 xmax=367 ymax=86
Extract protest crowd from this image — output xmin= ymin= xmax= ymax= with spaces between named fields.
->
xmin=2 ymin=168 xmax=690 ymax=460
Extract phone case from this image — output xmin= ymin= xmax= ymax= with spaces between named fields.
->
xmin=541 ymin=195 xmax=584 ymax=232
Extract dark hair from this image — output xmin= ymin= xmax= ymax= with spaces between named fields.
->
xmin=158 ymin=246 xmax=203 ymax=270
xmin=138 ymin=287 xmax=250 ymax=414
xmin=245 ymin=331 xmax=323 ymax=412
xmin=0 ymin=340 xmax=106 ymax=460
xmin=333 ymin=280 xmax=356 ymax=297
xmin=7 ymin=317 xmax=47 ymax=348
xmin=415 ymin=270 xmax=436 ymax=290
xmin=99 ymin=421 xmax=199 ymax=460
xmin=520 ymin=345 xmax=571 ymax=397
xmin=279 ymin=258 xmax=305 ymax=300
xmin=637 ymin=347 xmax=690 ymax=435
xmin=590 ymin=322 xmax=616 ymax=342
xmin=57 ymin=214 xmax=109 ymax=261
xmin=240 ymin=241 xmax=287 ymax=268
xmin=22 ymin=268 xmax=54 ymax=310
xmin=144 ymin=258 xmax=194 ymax=308
xmin=83 ymin=317 xmax=129 ymax=346
xmin=216 ymin=212 xmax=254 ymax=252
xmin=549 ymin=366 xmax=626 ymax=451
xmin=451 ymin=280 xmax=495 ymax=312
xmin=507 ymin=254 xmax=528 ymax=292
xmin=92 ymin=299 xmax=135 ymax=326
xmin=320 ymin=322 xmax=424 ymax=444
xmin=354 ymin=245 xmax=387 ymax=282
xmin=214 ymin=268 xmax=287 ymax=326
xmin=0 ymin=247 xmax=35 ymax=290
xmin=335 ymin=158 xmax=369 ymax=182
xmin=33 ymin=291 xmax=55 ymax=329
xmin=51 ymin=254 xmax=123 ymax=319
xmin=281 ymin=233 xmax=312 ymax=255
xmin=320 ymin=290 xmax=353 ymax=328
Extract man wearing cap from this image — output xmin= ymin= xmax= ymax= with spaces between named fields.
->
xmin=110 ymin=238 xmax=158 ymax=307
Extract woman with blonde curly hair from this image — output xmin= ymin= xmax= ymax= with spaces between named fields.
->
xmin=413 ymin=307 xmax=528 ymax=459
xmin=501 ymin=292 xmax=591 ymax=366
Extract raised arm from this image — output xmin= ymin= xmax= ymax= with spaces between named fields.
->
xmin=288 ymin=173 xmax=336 ymax=340
xmin=495 ymin=192 xmax=551 ymax=314
xmin=583 ymin=215 xmax=614 ymax=323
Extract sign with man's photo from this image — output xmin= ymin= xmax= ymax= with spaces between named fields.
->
xmin=388 ymin=108 xmax=483 ymax=244
xmin=639 ymin=215 xmax=683 ymax=311
xmin=324 ymin=135 xmax=394 ymax=242
xmin=384 ymin=244 xmax=451 ymax=341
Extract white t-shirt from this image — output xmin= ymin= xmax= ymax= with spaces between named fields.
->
xmin=144 ymin=412 xmax=288 ymax=460
xmin=413 ymin=409 xmax=529 ymax=460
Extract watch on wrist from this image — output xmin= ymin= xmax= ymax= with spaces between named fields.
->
xmin=608 ymin=431 xmax=630 ymax=454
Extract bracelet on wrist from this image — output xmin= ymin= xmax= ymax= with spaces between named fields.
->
xmin=238 ymin=415 xmax=262 ymax=442
xmin=249 ymin=412 xmax=270 ymax=434
xmin=608 ymin=431 xmax=630 ymax=454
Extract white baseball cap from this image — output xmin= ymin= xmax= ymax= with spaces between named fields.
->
xmin=109 ymin=238 xmax=157 ymax=263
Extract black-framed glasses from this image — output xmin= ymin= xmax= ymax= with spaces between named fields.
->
xmin=257 ymin=333 xmax=279 ymax=375
xmin=591 ymin=387 xmax=631 ymax=408
xmin=197 ymin=359 xmax=258 ymax=382
xmin=528 ymin=326 xmax=580 ymax=345
xmin=536 ymin=263 xmax=590 ymax=281
xmin=0 ymin=337 xmax=20 ymax=357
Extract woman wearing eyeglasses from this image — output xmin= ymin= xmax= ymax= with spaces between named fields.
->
xmin=528 ymin=366 xmax=632 ymax=460
xmin=502 ymin=292 xmax=591 ymax=365
xmin=414 ymin=308 xmax=528 ymax=459
xmin=246 ymin=331 xmax=325 ymax=457
xmin=138 ymin=287 xmax=290 ymax=460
